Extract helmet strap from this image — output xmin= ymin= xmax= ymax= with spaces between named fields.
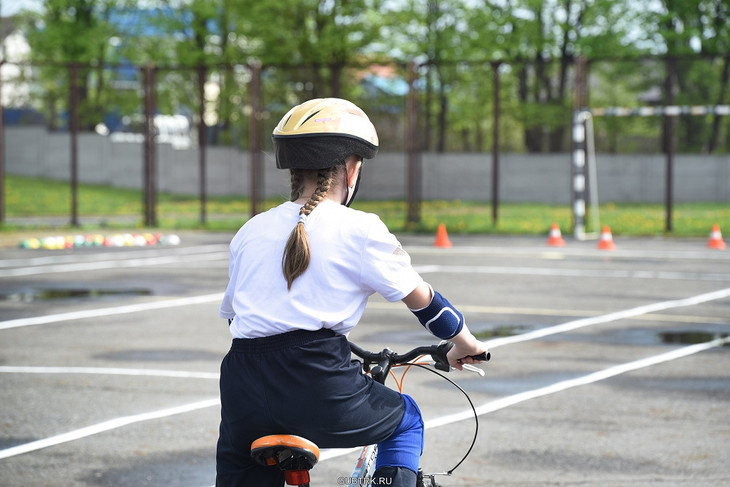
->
xmin=343 ymin=166 xmax=362 ymax=207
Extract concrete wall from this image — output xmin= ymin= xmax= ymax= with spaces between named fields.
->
xmin=5 ymin=127 xmax=728 ymax=203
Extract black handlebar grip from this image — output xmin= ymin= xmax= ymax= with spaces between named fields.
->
xmin=470 ymin=351 xmax=490 ymax=361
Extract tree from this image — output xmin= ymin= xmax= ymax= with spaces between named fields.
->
xmin=498 ymin=0 xmax=639 ymax=152
xmin=17 ymin=0 xmax=726 ymax=155
xmin=24 ymin=0 xmax=127 ymax=130
xmin=380 ymin=0 xmax=489 ymax=152
xmin=381 ymin=0 xmax=642 ymax=153
xmin=228 ymin=0 xmax=384 ymax=99
xmin=647 ymin=0 xmax=729 ymax=153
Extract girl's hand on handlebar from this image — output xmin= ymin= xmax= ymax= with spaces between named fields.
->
xmin=447 ymin=327 xmax=489 ymax=371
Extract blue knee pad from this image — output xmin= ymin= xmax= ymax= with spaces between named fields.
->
xmin=376 ymin=394 xmax=424 ymax=474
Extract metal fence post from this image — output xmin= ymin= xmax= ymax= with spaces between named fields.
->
xmin=69 ymin=63 xmax=80 ymax=227
xmin=406 ymin=61 xmax=422 ymax=225
xmin=142 ymin=63 xmax=157 ymax=227
xmin=249 ymin=61 xmax=262 ymax=218
xmin=198 ymin=64 xmax=207 ymax=225
xmin=491 ymin=61 xmax=501 ymax=225
xmin=664 ymin=56 xmax=676 ymax=233
xmin=0 ymin=61 xmax=4 ymax=224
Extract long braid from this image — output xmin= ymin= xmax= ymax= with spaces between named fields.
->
xmin=282 ymin=165 xmax=340 ymax=289
xmin=299 ymin=168 xmax=334 ymax=217
xmin=289 ymin=169 xmax=305 ymax=202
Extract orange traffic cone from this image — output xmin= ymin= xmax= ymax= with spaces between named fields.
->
xmin=433 ymin=223 xmax=453 ymax=248
xmin=546 ymin=223 xmax=565 ymax=247
xmin=597 ymin=226 xmax=616 ymax=251
xmin=707 ymin=224 xmax=726 ymax=250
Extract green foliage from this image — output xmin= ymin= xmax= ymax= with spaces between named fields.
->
xmin=12 ymin=0 xmax=730 ymax=153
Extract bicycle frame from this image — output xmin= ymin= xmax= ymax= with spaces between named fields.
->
xmin=347 ymin=443 xmax=378 ymax=486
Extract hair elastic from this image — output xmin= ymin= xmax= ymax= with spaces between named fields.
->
xmin=298 ymin=212 xmax=308 ymax=225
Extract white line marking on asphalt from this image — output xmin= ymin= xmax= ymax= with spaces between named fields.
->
xmin=320 ymin=334 xmax=730 ymax=461
xmin=3 ymin=337 xmax=725 ymax=462
xmin=481 ymin=287 xmax=730 ymax=349
xmin=0 ymin=366 xmax=219 ymax=380
xmin=367 ymin=301 xmax=729 ymax=325
xmin=3 ymin=281 xmax=727 ymax=333
xmin=0 ymin=251 xmax=227 ymax=277
xmin=0 ymin=293 xmax=224 ymax=331
xmin=0 ymin=244 xmax=229 ymax=269
xmin=413 ymin=264 xmax=730 ymax=282
xmin=407 ymin=245 xmax=730 ymax=261
xmin=0 ymin=399 xmax=220 ymax=460
xmin=426 ymin=334 xmax=730 ymax=428
xmin=1 ymin=287 xmax=727 ymax=461
xmin=3 ymin=247 xmax=726 ymax=281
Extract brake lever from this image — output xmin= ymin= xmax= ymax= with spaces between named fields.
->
xmin=455 ymin=350 xmax=489 ymax=375
xmin=459 ymin=364 xmax=486 ymax=376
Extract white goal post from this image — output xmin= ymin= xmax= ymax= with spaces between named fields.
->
xmin=570 ymin=104 xmax=730 ymax=240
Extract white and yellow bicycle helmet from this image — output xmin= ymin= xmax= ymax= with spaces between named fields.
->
xmin=272 ymin=98 xmax=379 ymax=170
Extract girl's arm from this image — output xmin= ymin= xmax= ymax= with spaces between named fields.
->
xmin=402 ymin=283 xmax=488 ymax=370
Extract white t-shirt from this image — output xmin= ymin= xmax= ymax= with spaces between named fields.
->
xmin=219 ymin=199 xmax=424 ymax=338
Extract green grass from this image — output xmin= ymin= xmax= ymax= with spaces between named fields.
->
xmin=2 ymin=175 xmax=728 ymax=237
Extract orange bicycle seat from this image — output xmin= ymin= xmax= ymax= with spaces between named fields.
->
xmin=251 ymin=434 xmax=320 ymax=486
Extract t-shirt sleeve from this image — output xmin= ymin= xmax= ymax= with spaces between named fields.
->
xmin=360 ymin=217 xmax=424 ymax=302
xmin=218 ymin=246 xmax=236 ymax=319
xmin=218 ymin=234 xmax=243 ymax=320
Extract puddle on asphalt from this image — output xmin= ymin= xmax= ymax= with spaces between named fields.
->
xmin=658 ymin=331 xmax=730 ymax=346
xmin=491 ymin=323 xmax=730 ymax=347
xmin=0 ymin=287 xmax=151 ymax=302
xmin=473 ymin=324 xmax=529 ymax=339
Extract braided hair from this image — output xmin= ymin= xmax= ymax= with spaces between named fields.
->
xmin=282 ymin=164 xmax=341 ymax=290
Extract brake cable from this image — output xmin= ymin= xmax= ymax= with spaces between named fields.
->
xmin=409 ymin=363 xmax=479 ymax=476
xmin=362 ymin=349 xmax=481 ymax=476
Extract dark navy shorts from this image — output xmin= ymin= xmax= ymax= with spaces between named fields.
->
xmin=216 ymin=329 xmax=406 ymax=487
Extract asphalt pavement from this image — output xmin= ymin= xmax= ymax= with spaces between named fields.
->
xmin=1 ymin=230 xmax=728 ymax=486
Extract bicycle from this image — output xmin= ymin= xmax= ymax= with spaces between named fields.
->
xmin=250 ymin=340 xmax=490 ymax=487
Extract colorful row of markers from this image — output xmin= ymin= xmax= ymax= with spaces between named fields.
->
xmin=19 ymin=233 xmax=181 ymax=250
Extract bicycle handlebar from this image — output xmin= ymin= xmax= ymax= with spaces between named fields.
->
xmin=349 ymin=341 xmax=490 ymax=476
xmin=349 ymin=341 xmax=490 ymax=384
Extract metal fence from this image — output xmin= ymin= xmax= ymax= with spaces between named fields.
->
xmin=1 ymin=54 xmax=728 ymax=230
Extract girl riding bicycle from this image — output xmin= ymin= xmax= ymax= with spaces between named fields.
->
xmin=216 ymin=98 xmax=487 ymax=487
